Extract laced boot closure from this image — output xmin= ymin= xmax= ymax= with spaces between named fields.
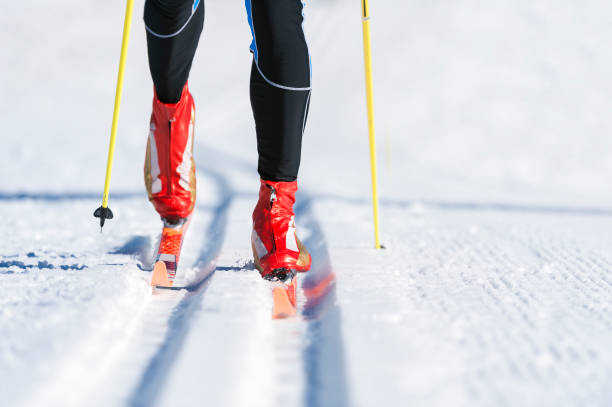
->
xmin=251 ymin=179 xmax=311 ymax=280
xmin=144 ymin=83 xmax=197 ymax=220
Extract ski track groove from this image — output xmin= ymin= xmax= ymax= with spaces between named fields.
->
xmin=128 ymin=165 xmax=233 ymax=407
xmin=297 ymin=195 xmax=351 ymax=407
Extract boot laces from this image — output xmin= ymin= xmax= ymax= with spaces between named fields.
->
xmin=269 ymin=185 xmax=277 ymax=206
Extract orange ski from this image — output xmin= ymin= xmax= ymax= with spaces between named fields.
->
xmin=271 ymin=272 xmax=298 ymax=319
xmin=150 ymin=217 xmax=191 ymax=289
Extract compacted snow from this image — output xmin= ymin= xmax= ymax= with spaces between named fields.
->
xmin=2 ymin=1 xmax=612 ymax=406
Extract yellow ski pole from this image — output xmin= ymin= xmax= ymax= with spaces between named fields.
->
xmin=361 ymin=0 xmax=382 ymax=249
xmin=94 ymin=0 xmax=135 ymax=229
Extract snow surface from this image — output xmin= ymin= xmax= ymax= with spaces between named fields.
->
xmin=2 ymin=0 xmax=612 ymax=406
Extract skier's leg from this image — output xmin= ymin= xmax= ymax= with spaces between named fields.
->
xmin=144 ymin=0 xmax=204 ymax=221
xmin=145 ymin=0 xmax=204 ymax=103
xmin=246 ymin=0 xmax=312 ymax=182
xmin=246 ymin=0 xmax=312 ymax=278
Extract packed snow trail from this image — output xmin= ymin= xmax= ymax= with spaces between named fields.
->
xmin=5 ymin=178 xmax=612 ymax=406
xmin=8 ymin=147 xmax=352 ymax=407
xmin=135 ymin=150 xmax=351 ymax=407
xmin=323 ymin=201 xmax=612 ymax=407
xmin=2 ymin=0 xmax=612 ymax=406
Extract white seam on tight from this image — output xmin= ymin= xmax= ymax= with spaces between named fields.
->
xmin=251 ymin=0 xmax=311 ymax=91
xmin=255 ymin=61 xmax=311 ymax=91
xmin=302 ymin=90 xmax=311 ymax=134
xmin=144 ymin=1 xmax=202 ymax=39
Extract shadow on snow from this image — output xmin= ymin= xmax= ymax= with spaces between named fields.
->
xmin=296 ymin=193 xmax=351 ymax=407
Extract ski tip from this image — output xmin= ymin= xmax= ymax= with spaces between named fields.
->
xmin=151 ymin=261 xmax=173 ymax=289
xmin=272 ymin=286 xmax=297 ymax=319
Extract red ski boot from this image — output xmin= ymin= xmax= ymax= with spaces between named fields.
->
xmin=144 ymin=83 xmax=197 ymax=221
xmin=251 ymin=180 xmax=311 ymax=281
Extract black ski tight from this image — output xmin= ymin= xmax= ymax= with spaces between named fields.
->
xmin=144 ymin=0 xmax=311 ymax=182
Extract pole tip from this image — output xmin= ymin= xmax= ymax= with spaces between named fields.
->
xmin=94 ymin=206 xmax=114 ymax=229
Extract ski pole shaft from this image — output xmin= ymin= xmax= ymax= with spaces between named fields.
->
xmin=103 ymin=0 xmax=134 ymax=208
xmin=95 ymin=0 xmax=135 ymax=228
xmin=361 ymin=0 xmax=382 ymax=249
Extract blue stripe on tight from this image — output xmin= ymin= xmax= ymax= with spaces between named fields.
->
xmin=245 ymin=0 xmax=258 ymax=61
xmin=244 ymin=0 xmax=312 ymax=86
